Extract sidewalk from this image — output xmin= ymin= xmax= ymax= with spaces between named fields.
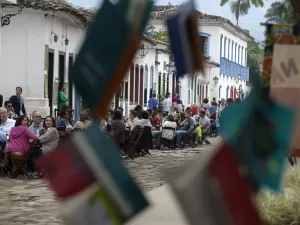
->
xmin=127 ymin=185 xmax=188 ymax=225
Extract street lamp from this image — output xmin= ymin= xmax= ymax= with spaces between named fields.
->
xmin=165 ymin=63 xmax=175 ymax=73
xmin=138 ymin=44 xmax=148 ymax=58
xmin=213 ymin=76 xmax=219 ymax=85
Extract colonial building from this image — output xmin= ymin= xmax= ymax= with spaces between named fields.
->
xmin=0 ymin=2 xmax=253 ymax=119
xmin=0 ymin=0 xmax=90 ymax=119
xmin=148 ymin=5 xmax=253 ymax=105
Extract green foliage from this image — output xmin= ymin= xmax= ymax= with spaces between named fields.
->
xmin=144 ymin=25 xmax=169 ymax=43
xmin=264 ymin=0 xmax=293 ymax=24
xmin=247 ymin=40 xmax=263 ymax=84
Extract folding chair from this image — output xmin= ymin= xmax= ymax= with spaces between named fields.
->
xmin=114 ymin=130 xmax=131 ymax=160
xmin=9 ymin=143 xmax=36 ymax=179
xmin=201 ymin=125 xmax=212 ymax=144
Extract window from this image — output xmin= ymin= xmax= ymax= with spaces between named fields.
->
xmin=220 ymin=34 xmax=223 ymax=58
xmin=231 ymin=41 xmax=234 ymax=61
xmin=238 ymin=45 xmax=241 ymax=64
xmin=224 ymin=37 xmax=227 ymax=58
xmin=199 ymin=33 xmax=211 ymax=57
xmin=219 ymin=85 xmax=222 ymax=99
xmin=241 ymin=47 xmax=244 ymax=66
xmin=228 ymin=39 xmax=230 ymax=59
xmin=235 ymin=43 xmax=237 ymax=63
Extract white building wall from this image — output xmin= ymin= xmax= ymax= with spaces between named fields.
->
xmin=0 ymin=8 xmax=85 ymax=116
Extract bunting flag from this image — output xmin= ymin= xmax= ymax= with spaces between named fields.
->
xmin=166 ymin=142 xmax=261 ymax=225
xmin=37 ymin=124 xmax=149 ymax=223
xmin=166 ymin=0 xmax=204 ymax=78
xmin=263 ymin=23 xmax=300 ymax=152
xmin=220 ymin=77 xmax=295 ymax=191
xmin=71 ymin=0 xmax=154 ymax=118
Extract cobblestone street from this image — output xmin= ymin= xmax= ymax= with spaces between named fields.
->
xmin=0 ymin=138 xmax=219 ymax=225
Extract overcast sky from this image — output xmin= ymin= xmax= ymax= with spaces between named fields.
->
xmin=70 ymin=0 xmax=276 ymax=41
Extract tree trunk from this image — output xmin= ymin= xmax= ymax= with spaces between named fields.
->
xmin=290 ymin=0 xmax=300 ymax=23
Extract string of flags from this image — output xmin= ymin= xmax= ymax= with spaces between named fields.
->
xmin=35 ymin=0 xmax=299 ymax=224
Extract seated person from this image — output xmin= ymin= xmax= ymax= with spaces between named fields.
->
xmin=56 ymin=110 xmax=73 ymax=132
xmin=199 ymin=109 xmax=211 ymax=134
xmin=74 ymin=111 xmax=92 ymax=129
xmin=7 ymin=115 xmax=39 ymax=178
xmin=154 ymin=114 xmax=177 ymax=148
xmin=4 ymin=101 xmax=17 ymax=119
xmin=175 ymin=111 xmax=195 ymax=149
xmin=0 ymin=130 xmax=8 ymax=167
xmin=135 ymin=111 xmax=152 ymax=128
xmin=39 ymin=116 xmax=59 ymax=155
xmin=126 ymin=110 xmax=138 ymax=131
xmin=110 ymin=110 xmax=126 ymax=145
xmin=29 ymin=111 xmax=44 ymax=136
xmin=0 ymin=107 xmax=16 ymax=135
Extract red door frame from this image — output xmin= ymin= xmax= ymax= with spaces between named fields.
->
xmin=230 ymin=86 xmax=233 ymax=98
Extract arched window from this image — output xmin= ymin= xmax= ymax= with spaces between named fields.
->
xmin=129 ymin=64 xmax=134 ymax=104
xmin=235 ymin=43 xmax=237 ymax=63
xmin=205 ymin=84 xmax=208 ymax=98
xmin=245 ymin=48 xmax=247 ymax=67
xmin=224 ymin=37 xmax=227 ymax=58
xmin=158 ymin=72 xmax=162 ymax=96
xmin=234 ymin=87 xmax=237 ymax=100
xmin=220 ymin=34 xmax=223 ymax=58
xmin=238 ymin=45 xmax=241 ymax=64
xmin=241 ymin=47 xmax=244 ymax=66
xmin=134 ymin=64 xmax=139 ymax=105
xmin=228 ymin=39 xmax=230 ymax=59
xmin=230 ymin=86 xmax=233 ymax=98
xmin=139 ymin=66 xmax=144 ymax=105
xmin=226 ymin=85 xmax=229 ymax=99
xmin=219 ymin=85 xmax=222 ymax=99
xmin=144 ymin=65 xmax=148 ymax=106
xmin=150 ymin=66 xmax=154 ymax=98
xmin=231 ymin=41 xmax=234 ymax=61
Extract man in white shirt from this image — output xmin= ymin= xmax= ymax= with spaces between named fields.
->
xmin=0 ymin=107 xmax=16 ymax=135
xmin=162 ymin=93 xmax=172 ymax=116
xmin=199 ymin=109 xmax=210 ymax=134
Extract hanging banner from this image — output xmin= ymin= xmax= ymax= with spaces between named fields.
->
xmin=263 ymin=24 xmax=300 ymax=152
xmin=167 ymin=0 xmax=204 ymax=78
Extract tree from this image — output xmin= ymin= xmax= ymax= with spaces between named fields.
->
xmin=247 ymin=40 xmax=263 ymax=85
xmin=151 ymin=29 xmax=169 ymax=43
xmin=230 ymin=0 xmax=251 ymax=26
xmin=220 ymin=0 xmax=264 ymax=8
xmin=221 ymin=0 xmax=300 ymax=24
xmin=264 ymin=0 xmax=293 ymax=24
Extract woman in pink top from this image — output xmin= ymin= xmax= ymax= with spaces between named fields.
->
xmin=8 ymin=115 xmax=39 ymax=178
xmin=8 ymin=115 xmax=39 ymax=154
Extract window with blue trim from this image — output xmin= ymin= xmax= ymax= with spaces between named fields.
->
xmin=224 ymin=37 xmax=227 ymax=58
xmin=199 ymin=32 xmax=211 ymax=57
xmin=220 ymin=34 xmax=223 ymax=58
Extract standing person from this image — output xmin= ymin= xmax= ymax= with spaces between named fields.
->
xmin=57 ymin=85 xmax=68 ymax=111
xmin=172 ymin=94 xmax=177 ymax=104
xmin=147 ymin=93 xmax=158 ymax=111
xmin=162 ymin=93 xmax=172 ymax=116
xmin=201 ymin=98 xmax=210 ymax=114
xmin=176 ymin=96 xmax=184 ymax=112
xmin=9 ymin=87 xmax=26 ymax=116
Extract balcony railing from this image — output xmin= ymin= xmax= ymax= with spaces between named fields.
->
xmin=220 ymin=57 xmax=249 ymax=81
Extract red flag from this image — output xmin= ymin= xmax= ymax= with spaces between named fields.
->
xmin=36 ymin=141 xmax=96 ymax=199
xmin=208 ymin=142 xmax=261 ymax=225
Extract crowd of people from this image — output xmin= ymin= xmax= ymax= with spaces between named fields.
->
xmin=0 ymin=86 xmax=240 ymax=178
xmin=101 ymin=92 xmax=240 ymax=150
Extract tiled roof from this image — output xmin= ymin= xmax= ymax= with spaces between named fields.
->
xmin=150 ymin=5 xmax=252 ymax=40
xmin=2 ymin=0 xmax=92 ymax=25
